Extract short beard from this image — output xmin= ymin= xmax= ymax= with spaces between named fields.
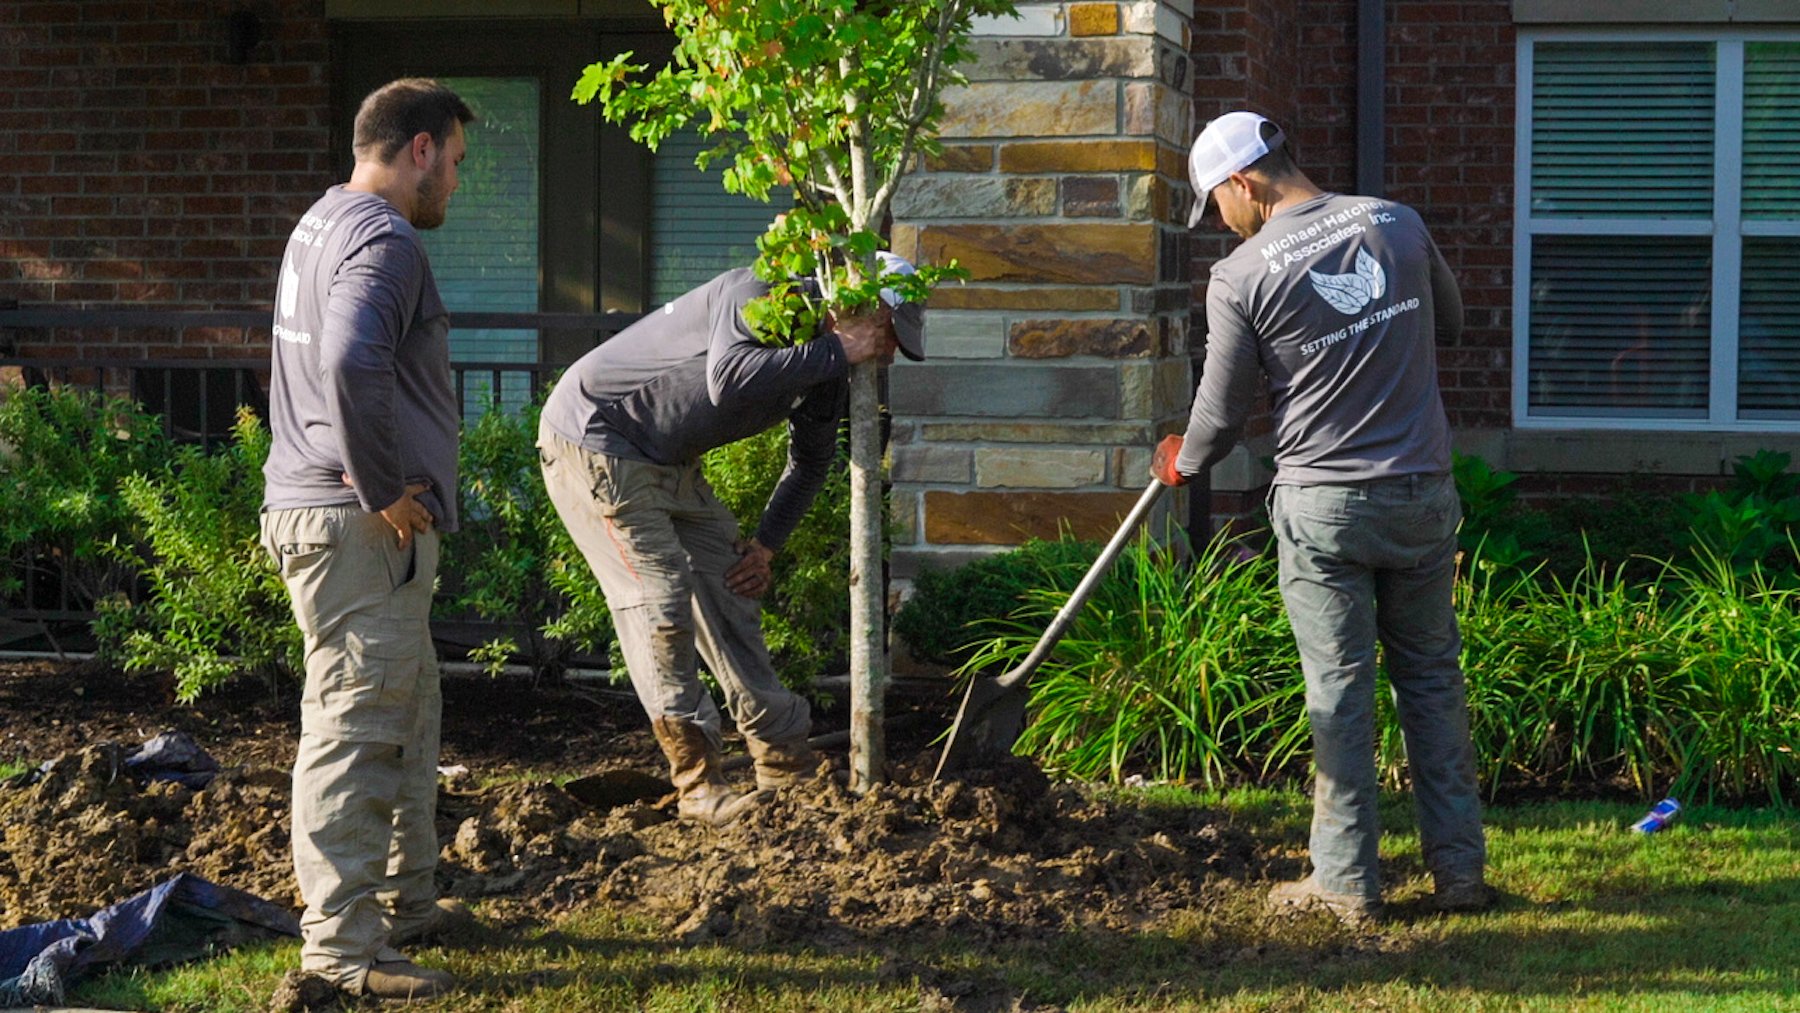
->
xmin=412 ymin=170 xmax=447 ymax=230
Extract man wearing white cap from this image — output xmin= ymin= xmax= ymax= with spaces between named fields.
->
xmin=538 ymin=254 xmax=923 ymax=825
xmin=1151 ymin=112 xmax=1488 ymax=921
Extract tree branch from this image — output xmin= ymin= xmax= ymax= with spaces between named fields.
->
xmin=868 ymin=0 xmax=968 ymax=221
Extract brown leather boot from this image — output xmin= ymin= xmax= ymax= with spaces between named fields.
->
xmin=651 ymin=716 xmax=764 ymax=827
xmin=1432 ymin=874 xmax=1497 ymax=913
xmin=746 ymin=734 xmax=820 ymax=790
xmin=388 ymin=897 xmax=478 ymax=948
xmin=362 ymin=959 xmax=454 ymax=1001
xmin=1266 ymin=875 xmax=1382 ymax=925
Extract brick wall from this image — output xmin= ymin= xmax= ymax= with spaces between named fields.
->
xmin=1386 ymin=0 xmax=1516 ymax=433
xmin=0 ymin=0 xmax=332 ymax=358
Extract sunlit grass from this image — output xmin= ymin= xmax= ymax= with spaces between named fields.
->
xmin=73 ymin=792 xmax=1799 ymax=1012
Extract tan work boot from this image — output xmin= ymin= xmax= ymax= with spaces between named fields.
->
xmin=389 ymin=897 xmax=478 ymax=947
xmin=362 ymin=959 xmax=454 ymax=1002
xmin=1266 ymin=875 xmax=1382 ymax=925
xmin=651 ymin=716 xmax=764 ymax=827
xmin=746 ymin=734 xmax=820 ymax=790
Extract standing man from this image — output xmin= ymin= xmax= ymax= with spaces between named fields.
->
xmin=539 ymin=255 xmax=924 ymax=827
xmin=1154 ymin=111 xmax=1488 ymax=922
xmin=262 ymin=78 xmax=472 ymax=1001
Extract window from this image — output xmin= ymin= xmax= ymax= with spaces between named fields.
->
xmin=650 ymin=129 xmax=789 ymax=305
xmin=331 ymin=18 xmax=787 ymax=387
xmin=420 ymin=76 xmax=541 ymax=413
xmin=1515 ymin=32 xmax=1800 ymax=429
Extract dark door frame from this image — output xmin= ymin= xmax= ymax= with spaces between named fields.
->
xmin=330 ymin=20 xmax=670 ymax=362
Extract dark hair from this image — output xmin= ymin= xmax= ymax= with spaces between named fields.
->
xmin=352 ymin=78 xmax=475 ymax=163
xmin=1246 ymin=120 xmax=1298 ymax=178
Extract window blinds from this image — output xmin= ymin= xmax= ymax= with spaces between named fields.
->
xmin=1530 ymin=43 xmax=1714 ymax=219
xmin=649 ymin=131 xmax=789 ymax=305
xmin=1739 ymin=238 xmax=1800 ymax=418
xmin=421 ymin=76 xmax=541 ymax=414
xmin=1744 ymin=43 xmax=1800 ymax=221
xmin=1527 ymin=235 xmax=1710 ymax=416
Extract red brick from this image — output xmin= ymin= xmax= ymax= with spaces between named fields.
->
xmin=51 ymin=281 xmax=117 ymax=300
xmin=20 ymin=175 xmax=78 ymax=195
xmin=183 ymin=196 xmax=244 ymax=216
xmin=51 ymin=196 xmax=109 ymax=216
xmin=82 ymin=219 xmax=147 ymax=238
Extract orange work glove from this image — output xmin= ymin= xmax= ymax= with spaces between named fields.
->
xmin=1151 ymin=433 xmax=1188 ymax=487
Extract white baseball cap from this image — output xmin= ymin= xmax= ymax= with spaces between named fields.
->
xmin=874 ymin=250 xmax=926 ymax=361
xmin=1186 ymin=111 xmax=1286 ymax=227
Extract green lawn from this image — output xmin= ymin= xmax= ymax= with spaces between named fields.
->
xmin=74 ymin=792 xmax=1800 ymax=1012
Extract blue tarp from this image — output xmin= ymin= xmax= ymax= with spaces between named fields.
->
xmin=0 ymin=873 xmax=299 ymax=1006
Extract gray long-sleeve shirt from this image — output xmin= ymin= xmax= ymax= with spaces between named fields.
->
xmin=263 ymin=186 xmax=460 ymax=531
xmin=540 ymin=268 xmax=849 ymax=551
xmin=1176 ymin=192 xmax=1463 ymax=484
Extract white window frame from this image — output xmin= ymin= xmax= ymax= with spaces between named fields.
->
xmin=1514 ymin=28 xmax=1800 ymax=432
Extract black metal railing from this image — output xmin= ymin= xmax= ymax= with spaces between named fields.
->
xmin=0 ymin=306 xmax=642 ymax=440
xmin=0 ymin=305 xmax=642 ymax=638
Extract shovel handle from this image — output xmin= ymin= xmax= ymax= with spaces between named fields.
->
xmin=991 ymin=478 xmax=1167 ymax=691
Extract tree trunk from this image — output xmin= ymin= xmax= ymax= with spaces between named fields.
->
xmin=846 ymin=358 xmax=886 ymax=791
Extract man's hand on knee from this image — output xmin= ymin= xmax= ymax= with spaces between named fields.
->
xmin=726 ymin=538 xmax=775 ymax=598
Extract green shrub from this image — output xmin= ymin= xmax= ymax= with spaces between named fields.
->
xmin=1454 ymin=447 xmax=1800 ymax=583
xmin=1659 ymin=551 xmax=1800 ymax=803
xmin=96 ymin=408 xmax=299 ymax=701
xmin=700 ymin=425 xmax=851 ymax=691
xmin=894 ymin=538 xmax=1099 ymax=669
xmin=990 ymin=530 xmax=1796 ymax=804
xmin=438 ymin=399 xmax=612 ymax=678
xmin=974 ymin=534 xmax=1303 ymax=786
xmin=1455 ymin=551 xmax=1701 ymax=797
xmin=0 ymin=386 xmax=169 ymax=608
xmin=1531 ymin=486 xmax=1683 ymax=582
xmin=1679 ymin=450 xmax=1800 ymax=576
xmin=1451 ymin=451 xmax=1545 ymax=576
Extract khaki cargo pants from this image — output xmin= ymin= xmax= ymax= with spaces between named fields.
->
xmin=537 ymin=425 xmax=809 ymax=750
xmin=261 ymin=505 xmax=442 ymax=993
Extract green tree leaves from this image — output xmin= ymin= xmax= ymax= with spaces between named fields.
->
xmin=573 ymin=0 xmax=1013 ymax=341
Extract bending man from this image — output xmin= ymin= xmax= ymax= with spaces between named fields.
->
xmin=540 ymin=255 xmax=923 ymax=826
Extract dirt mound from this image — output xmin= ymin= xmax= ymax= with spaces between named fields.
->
xmin=0 ymin=743 xmax=300 ymax=928
xmin=439 ymin=756 xmax=1259 ymax=944
xmin=2 ymin=740 xmax=1257 ymax=948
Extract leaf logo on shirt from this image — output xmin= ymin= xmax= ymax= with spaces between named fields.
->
xmin=1309 ymin=248 xmax=1387 ymax=315
xmin=279 ymin=255 xmax=300 ymax=320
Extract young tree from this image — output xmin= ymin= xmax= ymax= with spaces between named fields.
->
xmin=575 ymin=0 xmax=1014 ymax=789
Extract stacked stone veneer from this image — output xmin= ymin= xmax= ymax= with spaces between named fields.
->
xmin=887 ymin=1 xmax=1195 ymax=578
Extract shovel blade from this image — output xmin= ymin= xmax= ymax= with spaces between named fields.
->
xmin=932 ymin=675 xmax=1030 ymax=782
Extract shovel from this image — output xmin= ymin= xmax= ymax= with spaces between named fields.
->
xmin=932 ymin=477 xmax=1168 ymax=782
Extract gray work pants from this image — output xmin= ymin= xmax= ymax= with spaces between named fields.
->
xmin=261 ymin=506 xmax=442 ymax=992
xmin=537 ymin=426 xmax=809 ymax=749
xmin=1268 ymin=473 xmax=1486 ymax=900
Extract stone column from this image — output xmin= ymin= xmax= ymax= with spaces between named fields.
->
xmin=888 ymin=1 xmax=1196 ymax=580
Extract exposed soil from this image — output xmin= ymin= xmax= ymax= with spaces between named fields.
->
xmin=0 ymin=658 xmax=1269 ymax=950
xmin=436 ymin=756 xmax=1259 ymax=945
